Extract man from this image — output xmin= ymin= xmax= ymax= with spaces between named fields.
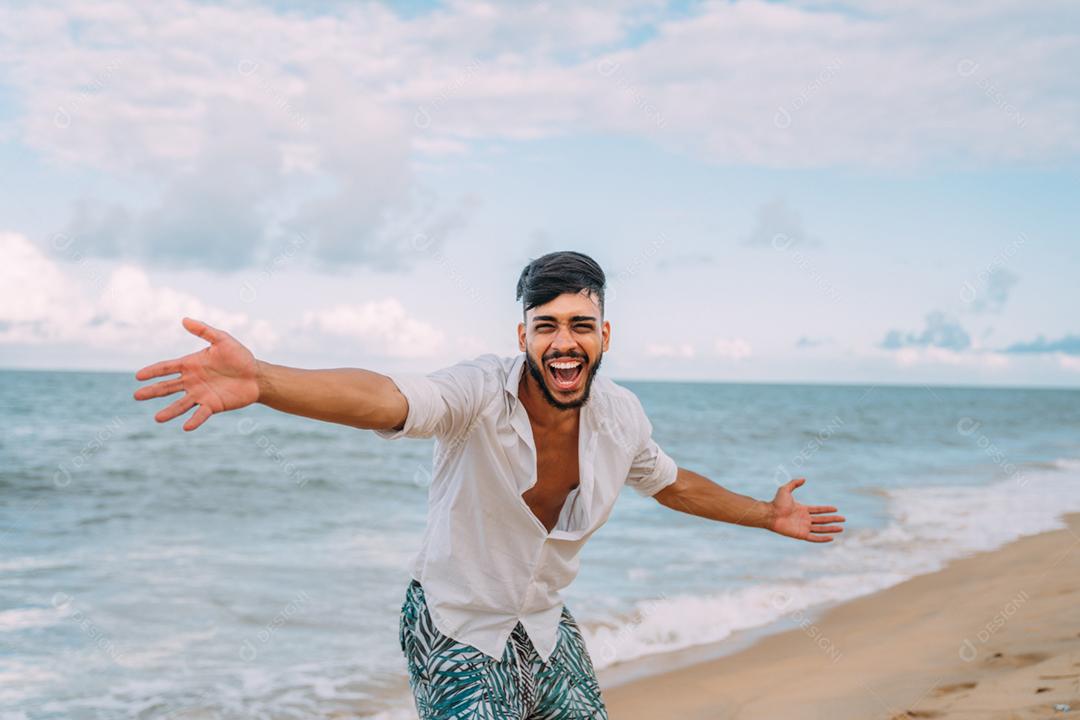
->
xmin=134 ymin=250 xmax=845 ymax=719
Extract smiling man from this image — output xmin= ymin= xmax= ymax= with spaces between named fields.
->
xmin=133 ymin=250 xmax=845 ymax=719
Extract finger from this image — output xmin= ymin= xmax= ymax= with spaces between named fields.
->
xmin=785 ymin=477 xmax=806 ymax=490
xmin=155 ymin=394 xmax=195 ymax=423
xmin=810 ymin=525 xmax=844 ymax=533
xmin=133 ymin=377 xmax=184 ymax=401
xmin=135 ymin=358 xmax=182 ymax=381
xmin=811 ymin=515 xmax=845 ymax=524
xmin=183 ymin=404 xmax=213 ymax=432
xmin=182 ymin=316 xmax=222 ymax=344
xmin=805 ymin=535 xmax=834 ymax=543
xmin=808 ymin=505 xmax=838 ymax=514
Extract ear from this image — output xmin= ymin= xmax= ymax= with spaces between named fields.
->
xmin=517 ymin=321 xmax=526 ymax=352
xmin=601 ymin=320 xmax=611 ymax=352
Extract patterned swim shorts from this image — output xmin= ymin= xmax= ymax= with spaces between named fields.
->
xmin=398 ymin=578 xmax=608 ymax=719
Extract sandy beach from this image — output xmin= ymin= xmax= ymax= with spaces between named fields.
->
xmin=602 ymin=512 xmax=1080 ymax=720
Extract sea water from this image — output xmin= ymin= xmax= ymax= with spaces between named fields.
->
xmin=2 ymin=369 xmax=1079 ymax=718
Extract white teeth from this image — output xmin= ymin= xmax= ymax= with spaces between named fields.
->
xmin=550 ymin=360 xmax=582 ymax=369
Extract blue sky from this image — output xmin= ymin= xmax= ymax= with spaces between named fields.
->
xmin=1 ymin=0 xmax=1078 ymax=386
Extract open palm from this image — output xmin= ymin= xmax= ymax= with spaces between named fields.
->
xmin=133 ymin=317 xmax=259 ymax=431
xmin=769 ymin=478 xmax=846 ymax=543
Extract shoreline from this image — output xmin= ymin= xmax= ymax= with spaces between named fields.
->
xmin=601 ymin=511 xmax=1080 ymax=719
xmin=594 ymin=595 xmax=842 ymax=691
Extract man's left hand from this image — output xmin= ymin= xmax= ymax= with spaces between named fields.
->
xmin=767 ymin=478 xmax=846 ymax=542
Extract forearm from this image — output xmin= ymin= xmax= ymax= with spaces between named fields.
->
xmin=255 ymin=361 xmax=408 ymax=431
xmin=653 ymin=466 xmax=775 ymax=529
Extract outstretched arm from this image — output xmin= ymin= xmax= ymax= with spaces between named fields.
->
xmin=651 ymin=468 xmax=846 ymax=543
xmin=133 ymin=317 xmax=408 ymax=432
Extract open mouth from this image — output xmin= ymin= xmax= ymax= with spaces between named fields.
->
xmin=546 ymin=357 xmax=585 ymax=392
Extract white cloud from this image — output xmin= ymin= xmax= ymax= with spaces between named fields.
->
xmin=299 ymin=299 xmax=446 ymax=359
xmin=0 ymin=0 xmax=1073 ymax=276
xmin=0 ymin=231 xmax=479 ymax=365
xmin=0 ymin=232 xmax=278 ymax=352
xmin=645 ymin=342 xmax=695 ymax=359
xmin=714 ymin=337 xmax=753 ymax=360
xmin=891 ymin=346 xmax=1011 ymax=370
xmin=0 ymin=2 xmax=464 ymax=271
xmin=0 ymin=232 xmax=79 ymax=340
xmin=412 ymin=136 xmax=470 ymax=156
xmin=1059 ymin=355 xmax=1080 ymax=373
xmin=382 ymin=0 xmax=1077 ymax=167
xmin=0 ymin=0 xmax=1074 ymax=185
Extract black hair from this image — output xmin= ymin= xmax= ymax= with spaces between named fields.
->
xmin=515 ymin=251 xmax=606 ymax=317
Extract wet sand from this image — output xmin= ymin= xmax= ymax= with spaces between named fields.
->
xmin=603 ymin=512 xmax=1080 ymax=719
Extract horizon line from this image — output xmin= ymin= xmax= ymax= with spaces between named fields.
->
xmin=1 ymin=363 xmax=1078 ymax=393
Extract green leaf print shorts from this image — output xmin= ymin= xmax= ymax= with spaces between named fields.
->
xmin=398 ymin=578 xmax=609 ymax=719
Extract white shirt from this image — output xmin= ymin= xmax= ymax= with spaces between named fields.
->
xmin=375 ymin=353 xmax=678 ymax=662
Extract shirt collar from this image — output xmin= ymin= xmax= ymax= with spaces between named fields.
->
xmin=505 ymin=353 xmax=527 ymax=399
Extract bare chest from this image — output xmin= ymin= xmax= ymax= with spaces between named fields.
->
xmin=521 ymin=425 xmax=581 ymax=533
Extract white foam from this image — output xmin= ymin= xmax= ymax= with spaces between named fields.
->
xmin=115 ymin=626 xmax=220 ymax=668
xmin=0 ymin=556 xmax=67 ymax=572
xmin=0 ymin=663 xmax=61 ymax=705
xmin=1054 ymin=457 xmax=1080 ymax=472
xmin=583 ymin=458 xmax=1080 ymax=671
xmin=341 ymin=530 xmax=419 ymax=571
xmin=0 ymin=607 xmax=60 ymax=632
xmin=582 ymin=571 xmax=903 ymax=669
xmin=367 ymin=708 xmax=420 ymax=720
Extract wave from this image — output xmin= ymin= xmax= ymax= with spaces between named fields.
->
xmin=579 ymin=456 xmax=1080 ymax=672
xmin=0 ymin=606 xmax=62 ymax=633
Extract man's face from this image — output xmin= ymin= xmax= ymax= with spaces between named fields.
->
xmin=517 ymin=290 xmax=611 ymax=410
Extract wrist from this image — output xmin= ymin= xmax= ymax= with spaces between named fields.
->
xmin=254 ymin=359 xmax=271 ymax=404
xmin=761 ymin=499 xmax=777 ymax=531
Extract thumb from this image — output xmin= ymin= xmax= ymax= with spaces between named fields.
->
xmin=182 ymin=316 xmax=221 ymax=344
xmin=785 ymin=477 xmax=806 ymax=492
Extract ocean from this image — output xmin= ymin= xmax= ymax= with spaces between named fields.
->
xmin=2 ymin=368 xmax=1079 ymax=718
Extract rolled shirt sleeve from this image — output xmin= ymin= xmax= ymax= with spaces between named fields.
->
xmin=372 ymin=372 xmax=447 ymax=440
xmin=624 ymin=396 xmax=679 ymax=497
xmin=374 ymin=355 xmax=495 ymax=442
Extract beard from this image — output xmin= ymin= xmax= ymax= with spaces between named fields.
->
xmin=524 ymin=347 xmax=603 ymax=411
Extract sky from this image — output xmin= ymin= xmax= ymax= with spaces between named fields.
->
xmin=1 ymin=0 xmax=1078 ymax=387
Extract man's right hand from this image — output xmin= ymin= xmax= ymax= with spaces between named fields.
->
xmin=133 ymin=317 xmax=260 ymax=431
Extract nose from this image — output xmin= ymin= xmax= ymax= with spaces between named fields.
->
xmin=550 ymin=325 xmax=579 ymax=356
